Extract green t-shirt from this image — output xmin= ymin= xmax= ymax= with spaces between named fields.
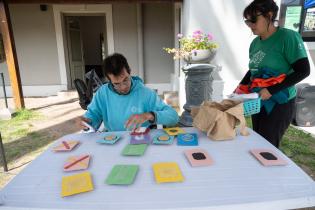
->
xmin=248 ymin=27 xmax=307 ymax=99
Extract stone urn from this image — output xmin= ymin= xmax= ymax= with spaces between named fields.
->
xmin=184 ymin=49 xmax=217 ymax=64
xmin=179 ymin=64 xmax=217 ymax=127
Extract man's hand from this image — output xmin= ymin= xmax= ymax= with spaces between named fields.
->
xmin=77 ymin=116 xmax=93 ymax=131
xmin=259 ymin=88 xmax=272 ymax=100
xmin=125 ymin=113 xmax=154 ymax=131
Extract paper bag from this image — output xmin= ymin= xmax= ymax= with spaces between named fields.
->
xmin=192 ymin=99 xmax=249 ymax=140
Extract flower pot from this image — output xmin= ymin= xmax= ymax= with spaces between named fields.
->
xmin=184 ymin=49 xmax=216 ymax=64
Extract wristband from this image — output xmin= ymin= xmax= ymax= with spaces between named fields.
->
xmin=148 ymin=111 xmax=156 ymax=124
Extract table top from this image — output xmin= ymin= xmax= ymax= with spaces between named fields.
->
xmin=1 ymin=127 xmax=315 ymax=210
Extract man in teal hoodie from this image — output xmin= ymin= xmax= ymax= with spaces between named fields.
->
xmin=80 ymin=53 xmax=179 ymax=131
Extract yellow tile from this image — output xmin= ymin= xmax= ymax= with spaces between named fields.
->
xmin=61 ymin=171 xmax=94 ymax=197
xmin=163 ymin=127 xmax=185 ymax=136
xmin=153 ymin=162 xmax=184 ymax=184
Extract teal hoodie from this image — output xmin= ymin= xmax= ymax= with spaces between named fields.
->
xmin=84 ymin=76 xmax=179 ymax=131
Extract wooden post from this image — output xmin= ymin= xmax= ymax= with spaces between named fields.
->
xmin=0 ymin=0 xmax=24 ymax=109
xmin=0 ymin=132 xmax=8 ymax=172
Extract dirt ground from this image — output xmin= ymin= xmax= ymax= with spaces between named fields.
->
xmin=1 ymin=91 xmax=84 ymax=134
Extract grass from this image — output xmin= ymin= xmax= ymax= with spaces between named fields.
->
xmin=281 ymin=127 xmax=315 ymax=174
xmin=246 ymin=117 xmax=315 ymax=178
xmin=0 ymin=109 xmax=49 ymax=169
xmin=0 ymin=109 xmax=41 ymax=141
xmin=0 ymin=109 xmax=56 ymax=187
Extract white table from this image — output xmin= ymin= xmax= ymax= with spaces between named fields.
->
xmin=1 ymin=127 xmax=315 ymax=210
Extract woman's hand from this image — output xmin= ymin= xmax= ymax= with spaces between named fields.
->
xmin=125 ymin=113 xmax=154 ymax=131
xmin=259 ymin=88 xmax=272 ymax=100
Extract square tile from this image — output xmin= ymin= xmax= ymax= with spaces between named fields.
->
xmin=130 ymin=127 xmax=150 ymax=135
xmin=177 ymin=133 xmax=198 ymax=146
xmin=97 ymin=133 xmax=121 ymax=144
xmin=163 ymin=127 xmax=185 ymax=136
xmin=106 ymin=165 xmax=139 ymax=185
xmin=152 ymin=134 xmax=174 ymax=145
xmin=63 ymin=154 xmax=91 ymax=172
xmin=61 ymin=172 xmax=94 ymax=197
xmin=250 ymin=149 xmax=287 ymax=166
xmin=130 ymin=134 xmax=151 ymax=144
xmin=53 ymin=140 xmax=79 ymax=152
xmin=152 ymin=162 xmax=184 ymax=183
xmin=122 ymin=144 xmax=148 ymax=156
xmin=184 ymin=149 xmax=213 ymax=167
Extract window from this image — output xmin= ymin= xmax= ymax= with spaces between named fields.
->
xmin=0 ymin=34 xmax=5 ymax=62
xmin=301 ymin=6 xmax=315 ymax=40
xmin=280 ymin=0 xmax=315 ymax=41
xmin=284 ymin=5 xmax=302 ymax=32
xmin=280 ymin=0 xmax=303 ymax=30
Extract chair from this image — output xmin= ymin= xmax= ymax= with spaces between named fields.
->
xmin=74 ymin=69 xmax=101 ymax=110
xmin=85 ymin=69 xmax=103 ymax=92
xmin=74 ymin=78 xmax=91 ymax=110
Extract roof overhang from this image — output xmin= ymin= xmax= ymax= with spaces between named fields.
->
xmin=7 ymin=0 xmax=182 ymax=3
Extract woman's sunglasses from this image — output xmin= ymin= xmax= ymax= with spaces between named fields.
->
xmin=244 ymin=14 xmax=262 ymax=25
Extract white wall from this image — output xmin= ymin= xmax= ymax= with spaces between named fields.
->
xmin=1 ymin=3 xmax=176 ymax=97
xmin=143 ymin=3 xmax=174 ymax=84
xmin=183 ymin=0 xmax=255 ymax=97
xmin=9 ymin=4 xmax=61 ymax=86
xmin=112 ymin=3 xmax=174 ymax=94
xmin=112 ymin=4 xmax=139 ymax=75
xmin=1 ymin=4 xmax=115 ymax=97
xmin=303 ymin=43 xmax=315 ymax=85
xmin=0 ymin=4 xmax=64 ymax=97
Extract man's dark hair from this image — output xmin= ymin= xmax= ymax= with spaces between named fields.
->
xmin=243 ymin=0 xmax=279 ymax=23
xmin=103 ymin=53 xmax=131 ymax=79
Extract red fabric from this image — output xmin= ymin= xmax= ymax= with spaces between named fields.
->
xmin=250 ymin=74 xmax=286 ymax=89
xmin=234 ymin=84 xmax=250 ymax=94
xmin=234 ymin=73 xmax=286 ymax=94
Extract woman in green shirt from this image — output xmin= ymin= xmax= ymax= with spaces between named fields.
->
xmin=238 ymin=0 xmax=310 ymax=147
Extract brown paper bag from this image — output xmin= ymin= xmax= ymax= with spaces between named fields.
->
xmin=192 ymin=99 xmax=249 ymax=140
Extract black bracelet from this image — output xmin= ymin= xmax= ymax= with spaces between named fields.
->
xmin=148 ymin=111 xmax=156 ymax=124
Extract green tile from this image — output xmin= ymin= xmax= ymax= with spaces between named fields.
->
xmin=121 ymin=144 xmax=148 ymax=156
xmin=105 ymin=165 xmax=139 ymax=185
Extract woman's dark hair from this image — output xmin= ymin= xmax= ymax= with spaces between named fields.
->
xmin=103 ymin=53 xmax=131 ymax=79
xmin=243 ymin=0 xmax=279 ymax=23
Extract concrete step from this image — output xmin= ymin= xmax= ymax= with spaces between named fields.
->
xmin=57 ymin=90 xmax=78 ymax=99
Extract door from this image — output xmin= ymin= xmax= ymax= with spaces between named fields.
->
xmin=65 ymin=16 xmax=85 ymax=88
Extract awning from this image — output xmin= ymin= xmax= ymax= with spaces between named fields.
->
xmin=305 ymin=0 xmax=315 ymax=9
xmin=7 ymin=0 xmax=182 ymax=3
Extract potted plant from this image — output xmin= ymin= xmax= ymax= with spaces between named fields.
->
xmin=164 ymin=30 xmax=218 ymax=64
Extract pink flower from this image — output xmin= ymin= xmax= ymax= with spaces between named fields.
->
xmin=192 ymin=30 xmax=203 ymax=39
xmin=192 ymin=34 xmax=199 ymax=39
xmin=193 ymin=30 xmax=202 ymax=35
xmin=163 ymin=29 xmax=218 ymax=61
xmin=207 ymin=33 xmax=213 ymax=40
xmin=193 ymin=34 xmax=202 ymax=39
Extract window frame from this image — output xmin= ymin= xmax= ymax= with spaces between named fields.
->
xmin=280 ymin=0 xmax=315 ymax=41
